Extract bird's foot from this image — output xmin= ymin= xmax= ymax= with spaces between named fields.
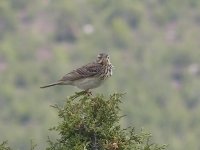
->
xmin=84 ymin=90 xmax=92 ymax=96
xmin=75 ymin=90 xmax=92 ymax=96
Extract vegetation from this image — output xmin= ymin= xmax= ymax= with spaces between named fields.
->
xmin=0 ymin=93 xmax=166 ymax=150
xmin=46 ymin=92 xmax=165 ymax=150
xmin=0 ymin=0 xmax=200 ymax=150
xmin=0 ymin=141 xmax=11 ymax=150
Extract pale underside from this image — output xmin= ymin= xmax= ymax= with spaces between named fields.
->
xmin=62 ymin=77 xmax=105 ymax=90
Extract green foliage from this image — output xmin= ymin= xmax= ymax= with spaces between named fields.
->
xmin=0 ymin=141 xmax=11 ymax=150
xmin=0 ymin=0 xmax=200 ymax=150
xmin=0 ymin=140 xmax=38 ymax=150
xmin=30 ymin=140 xmax=37 ymax=150
xmin=46 ymin=92 xmax=166 ymax=150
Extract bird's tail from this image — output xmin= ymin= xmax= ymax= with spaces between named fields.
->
xmin=40 ymin=81 xmax=62 ymax=88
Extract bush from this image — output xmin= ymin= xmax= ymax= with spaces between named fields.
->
xmin=46 ymin=92 xmax=166 ymax=150
xmin=0 ymin=141 xmax=11 ymax=150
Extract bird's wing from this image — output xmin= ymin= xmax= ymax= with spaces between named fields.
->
xmin=59 ymin=63 xmax=102 ymax=82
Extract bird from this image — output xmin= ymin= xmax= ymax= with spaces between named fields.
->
xmin=40 ymin=53 xmax=113 ymax=93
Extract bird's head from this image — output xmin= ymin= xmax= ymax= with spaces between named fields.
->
xmin=96 ymin=53 xmax=111 ymax=65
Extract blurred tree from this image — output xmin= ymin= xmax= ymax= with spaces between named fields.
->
xmin=0 ymin=141 xmax=11 ymax=150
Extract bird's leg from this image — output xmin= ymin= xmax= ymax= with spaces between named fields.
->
xmin=75 ymin=90 xmax=92 ymax=96
xmin=85 ymin=89 xmax=92 ymax=96
xmin=75 ymin=91 xmax=87 ymax=95
xmin=75 ymin=90 xmax=92 ymax=98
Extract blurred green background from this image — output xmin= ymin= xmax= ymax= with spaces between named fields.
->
xmin=0 ymin=0 xmax=200 ymax=149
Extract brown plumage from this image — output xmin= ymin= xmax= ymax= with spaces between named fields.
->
xmin=40 ymin=53 xmax=113 ymax=91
